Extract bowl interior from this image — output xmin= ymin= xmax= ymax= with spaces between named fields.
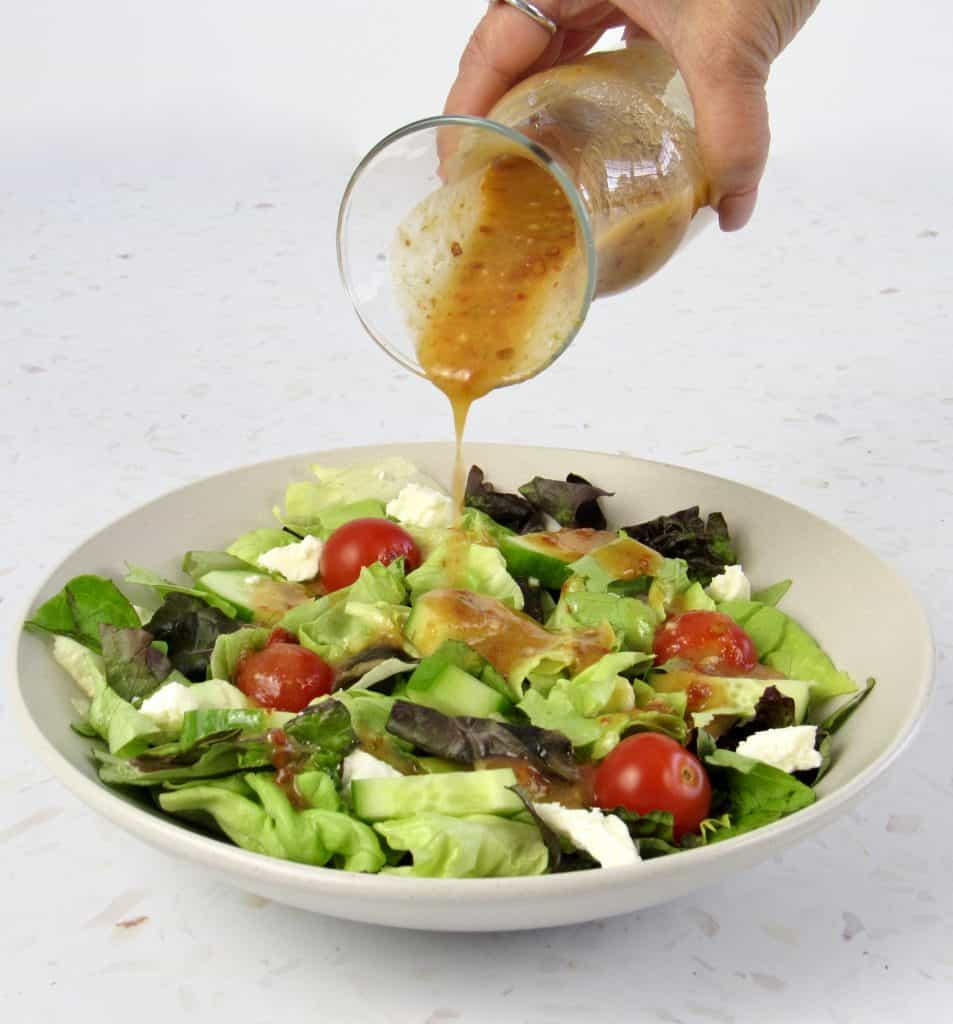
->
xmin=11 ymin=443 xmax=933 ymax=927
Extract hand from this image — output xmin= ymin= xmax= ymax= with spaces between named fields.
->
xmin=445 ymin=1 xmax=820 ymax=230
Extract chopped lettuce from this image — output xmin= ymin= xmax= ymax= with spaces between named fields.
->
xmin=226 ymin=529 xmax=298 ymax=566
xmin=159 ymin=771 xmax=385 ymax=872
xmin=26 ymin=575 xmax=141 ymax=651
xmin=289 ymin=562 xmax=409 ymax=665
xmin=376 ymin=813 xmax=548 ymax=878
xmin=518 ymin=653 xmax=686 ymax=756
xmin=124 ymin=564 xmax=237 ymax=617
xmin=407 ymin=540 xmax=524 ymax=610
xmin=751 ymin=579 xmax=793 ymax=607
xmin=717 ymin=599 xmax=857 ymax=703
xmin=547 ymin=590 xmax=657 ymax=653
xmin=702 ymin=748 xmax=816 ymax=840
xmin=274 ymin=458 xmax=437 ymax=536
xmin=208 ymin=627 xmax=270 ymax=682
xmin=53 ymin=636 xmax=160 ymax=756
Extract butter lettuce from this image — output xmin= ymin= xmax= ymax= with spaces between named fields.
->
xmin=518 ymin=652 xmax=685 ymax=755
xmin=718 ymin=599 xmax=856 ymax=703
xmin=208 ymin=627 xmax=270 ymax=682
xmin=159 ymin=771 xmax=385 ymax=872
xmin=26 ymin=575 xmax=141 ymax=651
xmin=376 ymin=813 xmax=548 ymax=878
xmin=548 ymin=590 xmax=657 ymax=652
xmin=289 ymin=562 xmax=410 ymax=665
xmin=53 ymin=636 xmax=160 ymax=756
xmin=407 ymin=540 xmax=524 ymax=610
xmin=226 ymin=529 xmax=298 ymax=566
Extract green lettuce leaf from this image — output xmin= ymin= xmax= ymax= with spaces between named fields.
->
xmin=547 ymin=590 xmax=658 ymax=653
xmin=124 ymin=564 xmax=237 ymax=617
xmin=407 ymin=540 xmax=524 ymax=610
xmin=99 ymin=624 xmax=171 ymax=702
xmin=52 ymin=636 xmax=159 ymax=756
xmin=283 ymin=699 xmax=358 ymax=772
xmin=144 ymin=593 xmax=242 ymax=681
xmin=96 ymin=731 xmax=273 ymax=786
xmin=178 ymin=707 xmax=270 ymax=746
xmin=208 ymin=627 xmax=270 ymax=682
xmin=751 ymin=580 xmax=792 ymax=607
xmin=717 ymin=599 xmax=857 ymax=703
xmin=518 ymin=653 xmax=686 ymax=755
xmin=181 ymin=551 xmax=258 ymax=579
xmin=376 ymin=813 xmax=548 ymax=878
xmin=26 ymin=575 xmax=141 ymax=651
xmin=159 ymin=771 xmax=385 ymax=872
xmin=457 ymin=507 xmax=514 ymax=547
xmin=274 ymin=458 xmax=432 ymax=535
xmin=294 ymin=562 xmax=409 ymax=665
xmin=226 ymin=529 xmax=298 ymax=566
xmin=703 ymin=747 xmax=816 ymax=840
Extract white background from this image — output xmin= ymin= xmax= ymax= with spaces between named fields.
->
xmin=2 ymin=1 xmax=952 ymax=1020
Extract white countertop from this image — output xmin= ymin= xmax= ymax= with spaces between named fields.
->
xmin=2 ymin=1 xmax=951 ymax=1019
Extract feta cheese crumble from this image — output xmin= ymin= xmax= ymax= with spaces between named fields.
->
xmin=138 ymin=682 xmax=200 ymax=732
xmin=138 ymin=679 xmax=249 ymax=732
xmin=735 ymin=725 xmax=822 ymax=773
xmin=706 ymin=564 xmax=752 ymax=602
xmin=257 ymin=534 xmax=323 ymax=582
xmin=341 ymin=749 xmax=402 ymax=793
xmin=385 ymin=483 xmax=453 ymax=529
xmin=533 ymin=802 xmax=641 ymax=868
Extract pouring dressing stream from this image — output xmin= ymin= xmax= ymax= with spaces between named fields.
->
xmin=337 ymin=41 xmax=711 ymax=513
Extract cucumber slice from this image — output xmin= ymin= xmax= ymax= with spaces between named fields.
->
xmin=350 ymin=768 xmax=522 ymax=821
xmin=774 ymin=679 xmax=811 ymax=724
xmin=196 ymin=570 xmax=309 ymax=624
xmin=499 ymin=528 xmax=615 ymax=588
xmin=406 ymin=660 xmax=510 ymax=718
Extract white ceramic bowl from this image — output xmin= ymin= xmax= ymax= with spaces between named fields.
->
xmin=11 ymin=443 xmax=934 ymax=931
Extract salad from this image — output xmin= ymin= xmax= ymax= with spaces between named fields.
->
xmin=24 ymin=457 xmax=874 ymax=878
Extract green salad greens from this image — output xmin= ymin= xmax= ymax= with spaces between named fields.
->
xmin=24 ymin=458 xmax=874 ymax=878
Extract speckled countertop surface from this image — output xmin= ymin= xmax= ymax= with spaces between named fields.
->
xmin=2 ymin=2 xmax=951 ymax=1020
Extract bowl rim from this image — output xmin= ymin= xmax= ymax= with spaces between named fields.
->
xmin=8 ymin=441 xmax=936 ymax=900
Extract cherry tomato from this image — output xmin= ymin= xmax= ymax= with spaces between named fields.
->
xmin=267 ymin=627 xmax=298 ymax=646
xmin=319 ymin=517 xmax=422 ymax=592
xmin=594 ymin=733 xmax=712 ymax=840
xmin=235 ymin=643 xmax=334 ymax=711
xmin=653 ymin=610 xmax=758 ymax=675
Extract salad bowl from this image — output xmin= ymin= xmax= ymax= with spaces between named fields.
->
xmin=10 ymin=443 xmax=933 ymax=931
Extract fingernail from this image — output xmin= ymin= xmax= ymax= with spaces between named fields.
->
xmin=718 ymin=188 xmax=758 ymax=232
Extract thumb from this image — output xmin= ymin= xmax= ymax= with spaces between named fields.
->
xmin=679 ymin=57 xmax=770 ymax=231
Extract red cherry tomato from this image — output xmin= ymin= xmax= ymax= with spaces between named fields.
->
xmin=653 ymin=610 xmax=757 ymax=675
xmin=267 ymin=627 xmax=298 ymax=646
xmin=594 ymin=733 xmax=712 ymax=840
xmin=319 ymin=517 xmax=422 ymax=592
xmin=235 ymin=643 xmax=334 ymax=712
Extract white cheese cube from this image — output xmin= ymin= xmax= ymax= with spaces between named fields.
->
xmin=735 ymin=725 xmax=822 ymax=773
xmin=385 ymin=483 xmax=453 ymax=529
xmin=257 ymin=534 xmax=323 ymax=582
xmin=341 ymin=749 xmax=402 ymax=793
xmin=533 ymin=802 xmax=641 ymax=868
xmin=706 ymin=564 xmax=752 ymax=602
